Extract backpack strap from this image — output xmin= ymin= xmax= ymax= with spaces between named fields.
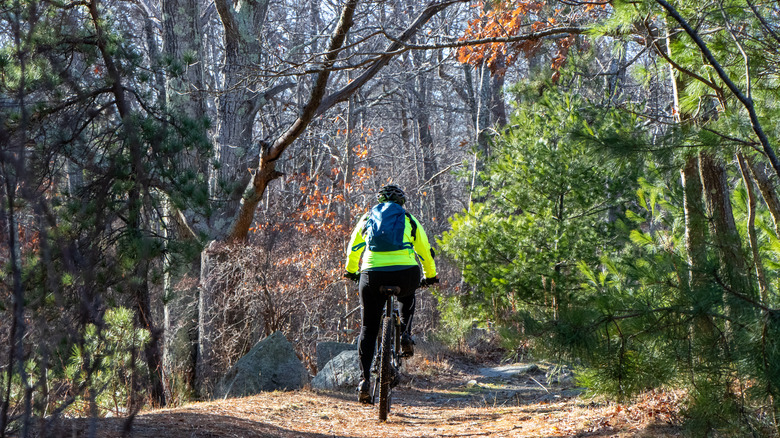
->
xmin=406 ymin=212 xmax=417 ymax=241
xmin=359 ymin=210 xmax=370 ymax=237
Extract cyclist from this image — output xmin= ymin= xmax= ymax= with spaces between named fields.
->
xmin=344 ymin=184 xmax=438 ymax=404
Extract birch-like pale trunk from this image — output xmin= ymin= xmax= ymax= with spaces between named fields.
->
xmin=736 ymin=153 xmax=769 ymax=304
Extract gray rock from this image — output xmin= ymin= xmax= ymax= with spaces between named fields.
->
xmin=316 ymin=341 xmax=355 ymax=371
xmin=478 ymin=363 xmax=540 ymax=378
xmin=215 ymin=331 xmax=308 ymax=398
xmin=311 ymin=350 xmax=361 ymax=390
xmin=546 ymin=365 xmax=575 ymax=386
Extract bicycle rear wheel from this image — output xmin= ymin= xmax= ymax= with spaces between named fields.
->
xmin=377 ymin=315 xmax=394 ymax=421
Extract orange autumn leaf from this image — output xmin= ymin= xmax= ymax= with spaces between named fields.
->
xmin=456 ymin=1 xmax=597 ymax=77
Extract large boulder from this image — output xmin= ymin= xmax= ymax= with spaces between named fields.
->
xmin=316 ymin=341 xmax=355 ymax=371
xmin=311 ymin=350 xmax=361 ymax=390
xmin=215 ymin=331 xmax=308 ymax=398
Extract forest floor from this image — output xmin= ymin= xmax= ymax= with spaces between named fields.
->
xmin=55 ymin=343 xmax=685 ymax=437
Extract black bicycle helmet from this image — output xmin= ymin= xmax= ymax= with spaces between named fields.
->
xmin=377 ymin=184 xmax=406 ymax=206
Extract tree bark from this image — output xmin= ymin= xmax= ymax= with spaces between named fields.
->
xmin=736 ymin=153 xmax=769 ymax=304
xmin=489 ymin=55 xmax=507 ymax=128
xmin=162 ymin=0 xmax=206 ymax=155
xmin=747 ymin=155 xmax=780 ymax=238
xmin=211 ymin=0 xmax=271 ymax=235
xmin=344 ymin=94 xmax=356 ymax=223
xmin=161 ymin=0 xmax=208 ymax=399
xmin=476 ymin=62 xmax=492 ymax=155
xmin=0 ymin=137 xmax=28 ymax=438
xmin=196 ymin=242 xmax=218 ymax=395
xmin=698 ymin=153 xmax=754 ymax=320
xmin=681 ymin=155 xmax=708 ymax=290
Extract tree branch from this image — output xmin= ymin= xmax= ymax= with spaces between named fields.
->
xmin=745 ymin=0 xmax=780 ymax=46
xmin=641 ymin=20 xmax=722 ymax=97
xmin=249 ymin=82 xmax=296 ymax=116
xmin=264 ymin=0 xmax=359 ymax=163
xmin=213 ymin=0 xmax=240 ymax=51
xmin=655 ymin=0 xmax=780 ymax=179
xmin=315 ymin=0 xmax=469 ymax=116
xmin=225 ymin=0 xmax=360 ymax=241
xmin=385 ymin=25 xmax=585 ymax=51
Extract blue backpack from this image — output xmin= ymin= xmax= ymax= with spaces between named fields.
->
xmin=363 ymin=202 xmax=416 ymax=251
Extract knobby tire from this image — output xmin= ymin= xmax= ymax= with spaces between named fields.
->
xmin=378 ymin=315 xmax=393 ymax=421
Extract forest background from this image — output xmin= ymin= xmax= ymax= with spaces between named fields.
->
xmin=2 ymin=0 xmax=780 ymax=436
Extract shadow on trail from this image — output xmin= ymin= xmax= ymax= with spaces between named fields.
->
xmin=316 ymin=383 xmax=580 ymax=410
xmin=550 ymin=422 xmax=682 ymax=438
xmin=44 ymin=411 xmax=359 ymax=438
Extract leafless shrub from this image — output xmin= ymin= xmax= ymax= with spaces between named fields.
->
xmin=201 ymin=225 xmax=356 ymax=375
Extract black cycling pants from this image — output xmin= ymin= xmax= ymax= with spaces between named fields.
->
xmin=357 ymin=266 xmax=419 ymax=381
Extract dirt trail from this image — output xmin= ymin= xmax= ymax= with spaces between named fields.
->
xmin=54 ymin=350 xmax=683 ymax=437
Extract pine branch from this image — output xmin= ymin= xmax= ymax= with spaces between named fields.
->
xmin=654 ymin=0 xmax=780 ymax=180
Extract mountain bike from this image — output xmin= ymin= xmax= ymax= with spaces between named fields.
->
xmin=372 ymin=285 xmax=404 ymax=421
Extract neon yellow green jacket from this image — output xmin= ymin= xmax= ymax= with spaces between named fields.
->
xmin=345 ymin=208 xmax=437 ymax=278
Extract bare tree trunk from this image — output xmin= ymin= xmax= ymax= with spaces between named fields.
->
xmin=211 ymin=0 xmax=271 ymax=235
xmin=134 ymin=261 xmax=167 ymax=407
xmin=344 ymin=94 xmax=356 ymax=223
xmin=748 ymin=156 xmax=780 ymax=238
xmin=736 ymin=153 xmax=769 ymax=304
xmin=141 ymin=3 xmax=166 ymax=104
xmin=341 ymin=95 xmax=353 ymax=340
xmin=407 ymin=55 xmax=441 ymax=222
xmin=699 ymin=153 xmax=754 ymax=321
xmin=680 ymin=154 xmax=717 ymax=387
xmin=196 ymin=243 xmax=218 ymax=395
xmin=90 ymin=0 xmax=166 ymax=407
xmin=476 ymin=62 xmax=491 ymax=155
xmin=462 ymin=64 xmax=478 ymax=130
xmin=681 ymin=155 xmax=708 ymax=290
xmin=161 ymin=0 xmax=208 ymax=400
xmin=489 ymin=55 xmax=507 ymax=128
xmin=0 ymin=3 xmax=31 ymax=429
xmin=0 ymin=154 xmax=29 ymax=438
xmin=468 ymin=62 xmax=492 ymax=206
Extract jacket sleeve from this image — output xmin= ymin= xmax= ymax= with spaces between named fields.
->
xmin=410 ymin=215 xmax=437 ymax=278
xmin=345 ymin=212 xmax=368 ymax=273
